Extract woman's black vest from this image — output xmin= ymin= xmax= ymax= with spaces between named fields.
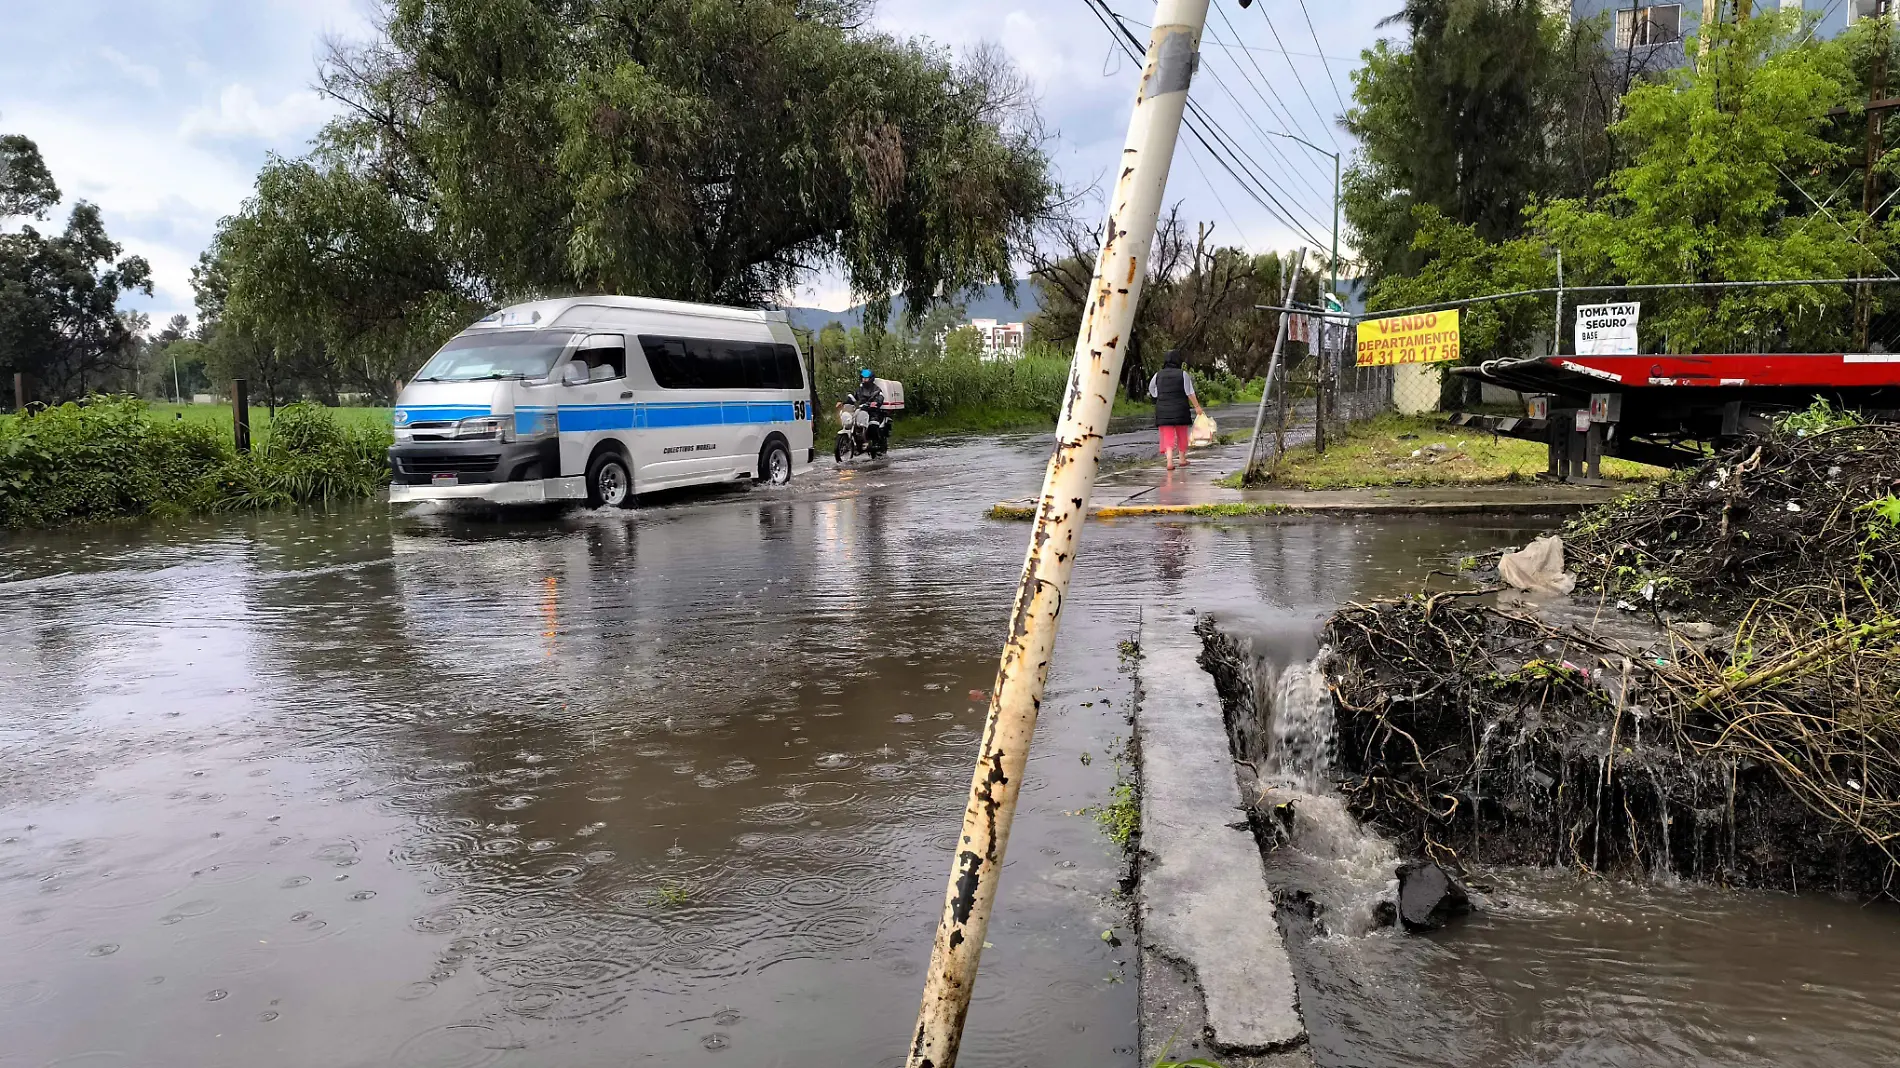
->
xmin=1154 ymin=367 xmax=1191 ymax=427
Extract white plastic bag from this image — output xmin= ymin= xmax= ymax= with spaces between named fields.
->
xmin=1498 ymin=535 xmax=1577 ymax=596
xmin=1189 ymin=412 xmax=1218 ymax=447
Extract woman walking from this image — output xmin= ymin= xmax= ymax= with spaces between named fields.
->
xmin=1148 ymin=349 xmax=1206 ymax=471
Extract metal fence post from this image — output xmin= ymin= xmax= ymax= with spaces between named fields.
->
xmin=12 ymin=372 xmax=24 ymax=413
xmin=906 ymin=3 xmax=1211 ymax=1064
xmin=1244 ymin=252 xmax=1305 ymax=481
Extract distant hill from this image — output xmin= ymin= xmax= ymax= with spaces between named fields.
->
xmin=783 ymin=279 xmax=1039 ymax=333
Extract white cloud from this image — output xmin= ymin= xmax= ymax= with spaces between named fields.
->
xmin=180 ymin=84 xmax=334 ymax=142
xmin=99 ymin=46 xmax=162 ymax=89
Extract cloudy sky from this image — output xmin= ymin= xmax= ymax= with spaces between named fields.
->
xmin=0 ymin=0 xmax=1394 ymax=327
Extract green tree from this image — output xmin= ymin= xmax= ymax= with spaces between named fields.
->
xmin=1344 ymin=0 xmax=1627 ymax=283
xmin=0 ymin=134 xmax=153 ymax=403
xmin=1380 ymin=12 xmax=1878 ymax=356
xmin=204 ymin=0 xmax=1052 ymax=392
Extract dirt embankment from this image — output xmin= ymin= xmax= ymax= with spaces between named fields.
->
xmin=1326 ymin=420 xmax=1900 ymax=896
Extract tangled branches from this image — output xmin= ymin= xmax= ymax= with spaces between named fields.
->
xmin=1318 ymin=422 xmax=1900 ymax=894
xmin=1326 ymin=590 xmax=1900 ymax=895
xmin=1564 ymin=422 xmax=1900 ymax=616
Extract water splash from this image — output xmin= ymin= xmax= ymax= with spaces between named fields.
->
xmin=1262 ymin=651 xmax=1337 ymax=794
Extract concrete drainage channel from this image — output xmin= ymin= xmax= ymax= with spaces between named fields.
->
xmin=1132 ymin=608 xmax=1312 ymax=1068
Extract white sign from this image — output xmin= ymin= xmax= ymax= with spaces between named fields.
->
xmin=1574 ymin=302 xmax=1639 ymax=356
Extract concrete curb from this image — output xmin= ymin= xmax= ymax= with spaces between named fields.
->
xmin=990 ymin=497 xmax=1611 ymax=521
xmin=1134 ymin=610 xmax=1312 ymax=1066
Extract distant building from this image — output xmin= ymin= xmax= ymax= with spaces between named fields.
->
xmin=1571 ymin=0 xmax=1865 ymax=64
xmin=968 ymin=319 xmax=1026 ymax=359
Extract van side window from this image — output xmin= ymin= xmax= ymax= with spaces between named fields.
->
xmin=774 ymin=344 xmax=805 ymax=390
xmin=578 ymin=345 xmax=626 ymax=381
xmin=638 ymin=336 xmax=800 ymax=390
xmin=641 ymin=338 xmax=707 ymax=388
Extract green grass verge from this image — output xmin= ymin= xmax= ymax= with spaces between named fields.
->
xmin=1228 ymin=412 xmax=1666 ymax=490
xmin=145 ymin=402 xmax=393 ymax=431
xmin=2 ymin=396 xmax=391 ymax=528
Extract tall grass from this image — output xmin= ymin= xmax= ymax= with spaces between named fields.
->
xmin=0 ymin=395 xmax=391 ymax=528
xmin=811 ymin=335 xmax=1265 ymax=438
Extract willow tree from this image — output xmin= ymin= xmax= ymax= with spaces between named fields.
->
xmin=205 ymin=0 xmax=1052 ymax=388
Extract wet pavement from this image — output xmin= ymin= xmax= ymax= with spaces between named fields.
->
xmin=5 ymin=424 xmax=1882 ymax=1067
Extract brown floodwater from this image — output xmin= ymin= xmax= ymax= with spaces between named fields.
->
xmin=2 ymin=426 xmax=1822 ymax=1067
xmin=1215 ymin=610 xmax=1900 ymax=1068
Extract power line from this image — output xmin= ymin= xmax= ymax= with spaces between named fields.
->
xmin=1294 ymin=0 xmax=1351 ymax=115
xmin=1183 ymin=146 xmax=1255 ymax=251
xmin=1081 ymin=0 xmax=1329 ymax=247
xmin=1102 ymin=8 xmax=1356 ymax=61
xmin=1195 ymin=49 xmax=1335 ymax=212
xmin=1254 ymin=2 xmax=1342 ymax=149
xmin=1207 ymin=3 xmax=1306 ymax=148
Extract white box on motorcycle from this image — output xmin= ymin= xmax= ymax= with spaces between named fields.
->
xmin=875 ymin=379 xmax=904 ymax=411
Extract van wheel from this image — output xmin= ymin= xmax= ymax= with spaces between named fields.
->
xmin=758 ymin=440 xmax=793 ymax=485
xmin=586 ymin=453 xmax=633 ymax=508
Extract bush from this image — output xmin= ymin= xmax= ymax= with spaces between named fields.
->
xmin=195 ymin=402 xmax=391 ymax=512
xmin=0 ymin=396 xmax=227 ymax=526
xmin=0 ymin=395 xmax=391 ymax=528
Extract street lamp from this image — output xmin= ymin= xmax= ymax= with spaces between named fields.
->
xmin=1259 ymin=128 xmax=1341 ymax=442
xmin=1257 ymin=128 xmax=1340 ymax=331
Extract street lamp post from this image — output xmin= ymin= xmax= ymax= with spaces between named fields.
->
xmin=1260 ymin=130 xmax=1340 ymax=447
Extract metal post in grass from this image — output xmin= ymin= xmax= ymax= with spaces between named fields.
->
xmin=904 ymin=2 xmax=1211 ymax=1064
xmin=232 ymin=379 xmax=252 ymax=453
xmin=12 ymin=372 xmax=23 ymax=413
xmin=1244 ymin=252 xmax=1304 ymax=483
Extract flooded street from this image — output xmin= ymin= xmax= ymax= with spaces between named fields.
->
xmin=5 ymin=430 xmax=1892 ymax=1066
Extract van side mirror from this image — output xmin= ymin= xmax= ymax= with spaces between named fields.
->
xmin=560 ymin=361 xmax=587 ymax=385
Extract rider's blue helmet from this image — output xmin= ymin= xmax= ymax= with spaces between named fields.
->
xmin=859 ymin=368 xmax=874 ymax=380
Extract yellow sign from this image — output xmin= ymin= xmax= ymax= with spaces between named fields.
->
xmin=1356 ymin=310 xmax=1461 ymax=367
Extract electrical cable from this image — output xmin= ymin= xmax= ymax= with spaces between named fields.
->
xmin=1082 ymin=0 xmax=1331 ymax=246
xmin=1294 ymin=0 xmax=1351 ymax=114
xmin=1253 ymin=0 xmax=1342 ymax=148
xmin=1200 ymin=14 xmax=1338 ymax=206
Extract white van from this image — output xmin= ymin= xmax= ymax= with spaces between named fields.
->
xmin=388 ymin=296 xmax=815 ymax=507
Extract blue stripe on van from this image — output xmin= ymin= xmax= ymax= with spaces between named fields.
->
xmin=555 ymin=401 xmax=798 ymax=433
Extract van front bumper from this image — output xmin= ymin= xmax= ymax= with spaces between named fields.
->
xmin=389 ymin=476 xmax=587 ymax=506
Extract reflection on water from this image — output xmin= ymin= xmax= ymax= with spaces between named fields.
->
xmin=2 ymin=435 xmax=1589 ymax=1066
xmin=1284 ymin=868 xmax=1900 ymax=1068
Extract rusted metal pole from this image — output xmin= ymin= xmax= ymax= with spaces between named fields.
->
xmin=1244 ymin=252 xmax=1304 ymax=481
xmin=905 ymin=3 xmax=1209 ymax=1064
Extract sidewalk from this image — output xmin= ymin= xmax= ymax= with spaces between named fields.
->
xmin=993 ymin=433 xmax=1623 ymax=520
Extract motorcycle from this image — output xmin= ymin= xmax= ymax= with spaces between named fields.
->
xmin=834 ymin=398 xmax=891 ymax=462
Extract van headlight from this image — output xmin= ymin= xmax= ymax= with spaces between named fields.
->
xmin=453 ymin=416 xmax=510 ymax=441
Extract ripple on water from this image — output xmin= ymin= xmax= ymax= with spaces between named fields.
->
xmin=0 ymin=978 xmax=51 ymax=1011
xmin=391 ymin=1022 xmax=516 ymax=1068
xmin=791 ymin=909 xmax=884 ymax=952
xmin=743 ymin=801 xmax=810 ymax=825
xmin=935 ymin=727 xmax=979 ymax=747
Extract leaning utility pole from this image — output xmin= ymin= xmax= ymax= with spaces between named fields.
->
xmin=1858 ymin=0 xmax=1893 ymax=350
xmin=905 ymin=3 xmax=1210 ymax=1065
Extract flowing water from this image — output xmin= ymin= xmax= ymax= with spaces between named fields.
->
xmin=1223 ymin=620 xmax=1900 ymax=1068
xmin=0 ymin=430 xmax=1549 ymax=1067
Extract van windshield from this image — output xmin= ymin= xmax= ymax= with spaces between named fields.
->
xmin=412 ymin=330 xmax=574 ymax=382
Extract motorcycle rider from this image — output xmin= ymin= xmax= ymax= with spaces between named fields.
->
xmin=848 ymin=368 xmax=890 ymax=451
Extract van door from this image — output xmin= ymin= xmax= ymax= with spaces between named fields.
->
xmin=555 ymin=334 xmax=634 ymax=486
xmin=634 ymin=336 xmax=725 ymax=487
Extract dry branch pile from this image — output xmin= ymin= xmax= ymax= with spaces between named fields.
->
xmin=1324 ymin=422 xmax=1900 ymax=896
